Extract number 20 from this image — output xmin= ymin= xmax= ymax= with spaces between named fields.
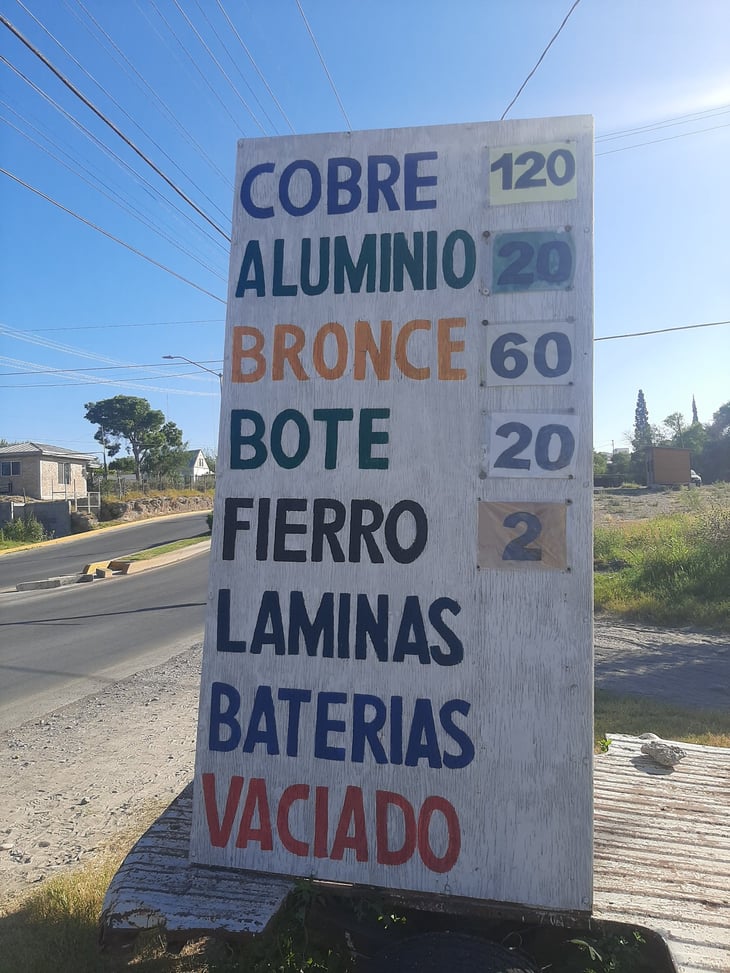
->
xmin=494 ymin=422 xmax=575 ymax=472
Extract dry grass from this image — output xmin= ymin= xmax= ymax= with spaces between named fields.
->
xmin=595 ymin=691 xmax=730 ymax=749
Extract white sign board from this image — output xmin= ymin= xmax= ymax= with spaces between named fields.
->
xmin=191 ymin=117 xmax=594 ymax=913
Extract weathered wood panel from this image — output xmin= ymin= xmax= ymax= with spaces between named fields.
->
xmin=191 ymin=117 xmax=595 ymax=909
xmin=593 ymin=735 xmax=730 ymax=973
xmin=101 ymin=784 xmax=294 ymax=942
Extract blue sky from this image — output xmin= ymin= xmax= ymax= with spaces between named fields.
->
xmin=1 ymin=0 xmax=728 ymax=462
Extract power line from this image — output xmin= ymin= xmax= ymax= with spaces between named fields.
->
xmin=0 ymin=359 xmax=222 ymax=377
xmin=4 ymin=377 xmax=218 ymax=391
xmin=0 ymin=13 xmax=230 ymax=241
xmin=24 ymin=318 xmax=223 ymax=333
xmin=595 ymin=320 xmax=729 ymax=341
xmin=596 ymin=122 xmax=730 ymax=156
xmin=14 ymin=0 xmax=230 ymax=225
xmin=147 ymin=0 xmax=244 ymax=135
xmin=295 ymin=0 xmax=351 ymax=131
xmin=197 ymin=0 xmax=284 ymax=135
xmin=0 ymin=354 xmax=216 ymax=395
xmin=169 ymin=0 xmax=266 ymax=135
xmin=596 ymin=104 xmax=730 ymax=143
xmin=0 ymin=108 xmax=227 ymax=281
xmin=5 ymin=319 xmax=725 ymax=383
xmin=75 ymin=0 xmax=232 ymax=191
xmin=0 ymin=53 xmax=228 ymax=257
xmin=214 ymin=0 xmax=295 ymax=134
xmin=500 ymin=0 xmax=582 ymax=120
xmin=0 ymin=167 xmax=227 ymax=304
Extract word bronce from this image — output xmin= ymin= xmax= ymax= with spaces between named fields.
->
xmin=231 ymin=318 xmax=467 ymax=383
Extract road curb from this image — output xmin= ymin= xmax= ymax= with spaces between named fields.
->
xmin=14 ymin=540 xmax=211 ymax=591
xmin=16 ymin=574 xmax=86 ymax=591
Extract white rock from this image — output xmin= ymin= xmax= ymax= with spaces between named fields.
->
xmin=640 ymin=741 xmax=686 ymax=767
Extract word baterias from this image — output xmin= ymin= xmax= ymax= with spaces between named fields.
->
xmin=231 ymin=318 xmax=466 ymax=383
xmin=202 ymin=774 xmax=461 ymax=873
xmin=216 ymin=589 xmax=464 ymax=665
xmin=207 ymin=683 xmax=474 ymax=769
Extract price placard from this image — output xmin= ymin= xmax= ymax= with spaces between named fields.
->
xmin=477 ymin=501 xmax=568 ymax=570
xmin=485 ymin=412 xmax=579 ymax=477
xmin=489 ymin=141 xmax=578 ymax=204
xmin=492 ymin=230 xmax=575 ymax=294
xmin=484 ymin=321 xmax=576 ymax=386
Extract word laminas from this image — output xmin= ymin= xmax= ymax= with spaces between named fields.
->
xmin=216 ymin=589 xmax=464 ymax=665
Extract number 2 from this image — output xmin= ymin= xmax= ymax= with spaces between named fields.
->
xmin=502 ymin=511 xmax=542 ymax=561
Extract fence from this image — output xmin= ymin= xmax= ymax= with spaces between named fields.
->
xmin=91 ymin=474 xmax=215 ymax=498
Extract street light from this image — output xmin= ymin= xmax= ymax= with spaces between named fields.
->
xmin=162 ymin=354 xmax=222 ymax=388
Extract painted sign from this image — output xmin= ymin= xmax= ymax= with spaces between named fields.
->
xmin=191 ymin=117 xmax=594 ymax=913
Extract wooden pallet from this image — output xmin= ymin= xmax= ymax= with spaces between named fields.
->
xmin=101 ymin=735 xmax=729 ymax=972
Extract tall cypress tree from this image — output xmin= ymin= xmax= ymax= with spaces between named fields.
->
xmin=632 ymin=389 xmax=652 ymax=449
xmin=692 ymin=395 xmax=699 ymax=424
xmin=630 ymin=389 xmax=653 ymax=484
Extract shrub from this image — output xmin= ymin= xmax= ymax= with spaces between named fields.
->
xmin=0 ymin=514 xmax=47 ymax=543
xmin=594 ymin=509 xmax=730 ymax=628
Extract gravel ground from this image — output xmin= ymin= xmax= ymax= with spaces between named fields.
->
xmin=1 ymin=614 xmax=728 ymax=908
xmin=0 ymin=646 xmax=201 ymax=910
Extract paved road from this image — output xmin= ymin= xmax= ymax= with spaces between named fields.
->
xmin=0 ymin=511 xmax=210 ymax=590
xmin=0 ymin=549 xmax=208 ymax=732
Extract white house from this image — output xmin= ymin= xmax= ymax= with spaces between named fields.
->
xmin=179 ymin=449 xmax=212 ymax=480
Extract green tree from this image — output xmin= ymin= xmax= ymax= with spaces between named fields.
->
xmin=660 ymin=411 xmax=707 ymax=465
xmin=692 ymin=395 xmax=699 ymax=424
xmin=608 ymin=450 xmax=632 ymax=480
xmin=593 ymin=451 xmax=609 ymax=475
xmin=683 ymin=422 xmax=708 ymax=458
xmin=84 ymin=396 xmax=186 ymax=482
xmin=143 ymin=422 xmax=186 ymax=477
xmin=108 ymin=456 xmax=136 ymax=473
xmin=630 ymin=390 xmax=654 ymax=484
xmin=632 ymin=390 xmax=652 ymax=449
xmin=698 ymin=401 xmax=730 ymax=482
xmin=663 ymin=412 xmax=685 ymax=445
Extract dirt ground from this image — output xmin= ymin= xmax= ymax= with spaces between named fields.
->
xmin=593 ymin=482 xmax=728 ymax=525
